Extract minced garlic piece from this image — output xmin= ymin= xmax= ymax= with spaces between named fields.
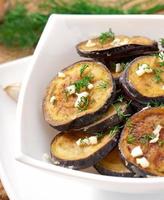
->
xmin=86 ymin=40 xmax=96 ymax=47
xmin=66 ymin=85 xmax=76 ymax=95
xmin=74 ymin=91 xmax=89 ymax=108
xmin=87 ymin=83 xmax=94 ymax=90
xmin=111 ymin=38 xmax=129 ymax=46
xmin=150 ymin=124 xmax=163 ymax=143
xmin=136 ymin=64 xmax=153 ymax=76
xmin=58 ymin=72 xmax=65 ymax=78
xmin=115 ymin=63 xmax=122 ymax=73
xmin=76 ymin=136 xmax=98 ymax=146
xmin=136 ymin=157 xmax=150 ymax=168
xmin=50 ymin=96 xmax=56 ymax=104
xmin=131 ymin=146 xmax=143 ymax=158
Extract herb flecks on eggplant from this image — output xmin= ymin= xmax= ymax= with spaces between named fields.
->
xmin=76 ymin=34 xmax=158 ymax=62
xmin=50 ymin=128 xmax=120 ymax=169
xmin=43 ymin=60 xmax=116 ymax=131
xmin=94 ymin=147 xmax=134 ymax=177
xmin=120 ymin=54 xmax=164 ymax=105
xmin=73 ymin=101 xmax=131 ymax=134
xmin=119 ymin=107 xmax=164 ymax=177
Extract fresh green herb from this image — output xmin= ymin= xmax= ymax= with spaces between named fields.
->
xmin=158 ymin=52 xmax=164 ymax=67
xmin=98 ymin=80 xmax=109 ymax=89
xmin=79 ymin=137 xmax=89 ymax=145
xmin=99 ymin=28 xmax=115 ymax=44
xmin=158 ymin=139 xmax=164 ymax=147
xmin=96 ymin=126 xmax=120 ymax=139
xmin=96 ymin=132 xmax=105 ymax=140
xmin=108 ymin=126 xmax=120 ymax=137
xmin=153 ymin=68 xmax=164 ymax=83
xmin=114 ymin=104 xmax=131 ymax=120
xmin=127 ymin=134 xmax=136 ymax=144
xmin=120 ymin=63 xmax=128 ymax=71
xmin=117 ymin=95 xmax=124 ymax=103
xmin=146 ymin=101 xmax=164 ymax=107
xmin=159 ymin=61 xmax=164 ymax=67
xmin=126 ymin=119 xmax=134 ymax=129
xmin=0 ymin=4 xmax=48 ymax=48
xmin=80 ymin=64 xmax=89 ymax=77
xmin=160 ymin=38 xmax=164 ymax=48
xmin=74 ymin=75 xmax=92 ymax=92
xmin=77 ymin=96 xmax=89 ymax=111
xmin=140 ymin=133 xmax=156 ymax=144
xmin=0 ymin=1 xmax=164 ymax=48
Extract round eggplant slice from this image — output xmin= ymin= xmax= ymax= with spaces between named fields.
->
xmin=119 ymin=107 xmax=164 ymax=177
xmin=74 ymin=102 xmax=131 ymax=134
xmin=50 ymin=129 xmax=120 ymax=169
xmin=43 ymin=60 xmax=116 ymax=131
xmin=94 ymin=147 xmax=134 ymax=177
xmin=76 ymin=35 xmax=158 ymax=62
xmin=120 ymin=54 xmax=164 ymax=105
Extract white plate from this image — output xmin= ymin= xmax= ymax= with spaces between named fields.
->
xmin=16 ymin=15 xmax=164 ymax=193
xmin=0 ymin=57 xmax=164 ymax=200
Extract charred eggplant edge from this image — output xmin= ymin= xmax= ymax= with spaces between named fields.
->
xmin=50 ymin=131 xmax=120 ymax=170
xmin=119 ymin=55 xmax=164 ymax=105
xmin=43 ymin=60 xmax=116 ymax=131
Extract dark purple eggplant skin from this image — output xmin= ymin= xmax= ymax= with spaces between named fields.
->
xmin=94 ymin=163 xmax=135 ymax=177
xmin=43 ymin=60 xmax=116 ymax=132
xmin=119 ymin=56 xmax=164 ymax=105
xmin=73 ymin=103 xmax=132 ymax=134
xmin=94 ymin=147 xmax=135 ymax=177
xmin=76 ymin=42 xmax=158 ymax=62
xmin=50 ymin=132 xmax=120 ymax=170
xmin=119 ymin=151 xmax=153 ymax=177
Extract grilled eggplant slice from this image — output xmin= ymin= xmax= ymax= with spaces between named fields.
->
xmin=43 ymin=60 xmax=116 ymax=131
xmin=50 ymin=129 xmax=120 ymax=169
xmin=74 ymin=102 xmax=131 ymax=134
xmin=94 ymin=147 xmax=134 ymax=177
xmin=76 ymin=35 xmax=158 ymax=62
xmin=120 ymin=54 xmax=164 ymax=105
xmin=119 ymin=107 xmax=164 ymax=177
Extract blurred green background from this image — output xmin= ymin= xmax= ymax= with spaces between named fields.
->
xmin=0 ymin=0 xmax=163 ymax=63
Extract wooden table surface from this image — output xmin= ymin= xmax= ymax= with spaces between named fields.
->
xmin=0 ymin=0 xmax=163 ymax=199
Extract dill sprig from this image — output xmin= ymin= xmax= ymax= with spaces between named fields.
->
xmin=146 ymin=101 xmax=164 ymax=107
xmin=80 ymin=64 xmax=89 ymax=77
xmin=114 ymin=103 xmax=131 ymax=120
xmin=158 ymin=139 xmax=164 ymax=147
xmin=99 ymin=28 xmax=115 ymax=44
xmin=96 ymin=125 xmax=120 ymax=139
xmin=77 ymin=96 xmax=89 ymax=111
xmin=74 ymin=75 xmax=93 ymax=92
xmin=108 ymin=125 xmax=120 ymax=137
xmin=139 ymin=133 xmax=156 ymax=144
xmin=0 ymin=1 xmax=164 ymax=48
xmin=98 ymin=80 xmax=109 ymax=89
xmin=127 ymin=134 xmax=136 ymax=144
xmin=116 ymin=95 xmax=124 ymax=103
xmin=159 ymin=38 xmax=164 ymax=48
xmin=153 ymin=68 xmax=164 ymax=83
xmin=0 ymin=4 xmax=48 ymax=48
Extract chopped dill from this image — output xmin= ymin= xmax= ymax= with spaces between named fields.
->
xmin=99 ymin=28 xmax=115 ymax=44
xmin=80 ymin=64 xmax=89 ymax=77
xmin=77 ymin=96 xmax=89 ymax=111
xmin=127 ymin=134 xmax=136 ymax=144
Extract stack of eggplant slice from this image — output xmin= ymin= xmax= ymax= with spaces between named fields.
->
xmin=43 ymin=29 xmax=164 ymax=177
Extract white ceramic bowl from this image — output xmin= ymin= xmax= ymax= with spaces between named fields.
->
xmin=16 ymin=14 xmax=164 ymax=193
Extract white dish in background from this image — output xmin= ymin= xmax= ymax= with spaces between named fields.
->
xmin=16 ymin=15 xmax=164 ymax=193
